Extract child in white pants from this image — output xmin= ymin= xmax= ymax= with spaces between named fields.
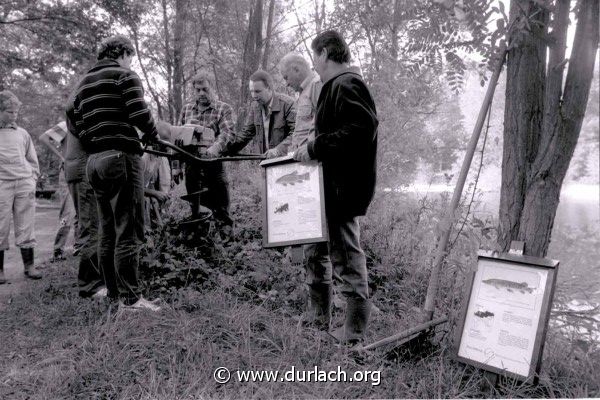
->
xmin=0 ymin=90 xmax=41 ymax=283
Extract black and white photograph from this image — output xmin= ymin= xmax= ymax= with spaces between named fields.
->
xmin=0 ymin=0 xmax=598 ymax=398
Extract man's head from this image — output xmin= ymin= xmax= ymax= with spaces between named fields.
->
xmin=311 ymin=30 xmax=350 ymax=77
xmin=279 ymin=52 xmax=311 ymax=92
xmin=249 ymin=70 xmax=274 ymax=106
xmin=0 ymin=90 xmax=22 ymax=126
xmin=97 ymin=35 xmax=135 ymax=68
xmin=191 ymin=71 xmax=215 ymax=106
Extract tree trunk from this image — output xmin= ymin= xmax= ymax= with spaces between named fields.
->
xmin=499 ymin=0 xmax=599 ymax=257
xmin=160 ymin=0 xmax=174 ymax=121
xmin=498 ymin=0 xmax=548 ymax=253
xmin=261 ymin=0 xmax=275 ymax=70
xmin=518 ymin=0 xmax=599 ymax=256
xmin=172 ymin=0 xmax=186 ymax=123
xmin=239 ymin=0 xmax=263 ymax=109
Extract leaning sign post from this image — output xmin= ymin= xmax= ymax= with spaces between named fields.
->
xmin=259 ymin=155 xmax=328 ymax=248
xmin=453 ymin=249 xmax=559 ymax=383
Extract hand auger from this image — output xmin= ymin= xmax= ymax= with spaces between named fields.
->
xmin=144 ymin=138 xmax=266 ymax=163
xmin=142 ymin=138 xmax=266 ymax=231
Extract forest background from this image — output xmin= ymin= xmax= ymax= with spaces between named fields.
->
xmin=0 ymin=0 xmax=598 ymax=398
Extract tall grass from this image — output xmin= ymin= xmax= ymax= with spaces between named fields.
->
xmin=0 ymin=164 xmax=597 ymax=399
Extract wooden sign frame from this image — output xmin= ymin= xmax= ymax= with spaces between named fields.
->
xmin=260 ymin=155 xmax=328 ymax=248
xmin=453 ymin=250 xmax=559 ymax=382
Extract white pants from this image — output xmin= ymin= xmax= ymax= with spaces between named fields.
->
xmin=0 ymin=177 xmax=37 ymax=251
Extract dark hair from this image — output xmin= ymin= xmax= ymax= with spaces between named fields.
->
xmin=249 ymin=70 xmax=273 ymax=89
xmin=97 ymin=35 xmax=135 ymax=60
xmin=0 ymin=90 xmax=21 ymax=111
xmin=311 ymin=30 xmax=350 ymax=64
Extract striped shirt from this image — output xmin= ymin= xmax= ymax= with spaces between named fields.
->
xmin=70 ymin=59 xmax=157 ymax=154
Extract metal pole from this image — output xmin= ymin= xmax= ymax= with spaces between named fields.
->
xmin=358 ymin=316 xmax=448 ymax=351
xmin=420 ymin=47 xmax=507 ymax=323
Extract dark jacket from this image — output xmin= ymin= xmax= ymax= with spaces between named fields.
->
xmin=69 ymin=59 xmax=157 ymax=154
xmin=307 ymin=71 xmax=378 ymax=218
xmin=219 ymin=92 xmax=295 ymax=154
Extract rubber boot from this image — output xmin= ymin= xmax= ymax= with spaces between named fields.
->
xmin=329 ymin=296 xmax=370 ymax=344
xmin=305 ymin=283 xmax=332 ymax=330
xmin=0 ymin=250 xmax=6 ymax=284
xmin=21 ymin=248 xmax=42 ymax=280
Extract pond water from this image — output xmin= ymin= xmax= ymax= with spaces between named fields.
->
xmin=398 ymin=183 xmax=600 ymax=303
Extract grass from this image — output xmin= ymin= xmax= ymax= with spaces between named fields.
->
xmin=0 ymin=164 xmax=598 ymax=399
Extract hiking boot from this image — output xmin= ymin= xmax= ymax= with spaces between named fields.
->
xmin=21 ymin=248 xmax=42 ymax=280
xmin=119 ymin=297 xmax=162 ymax=312
xmin=302 ymin=283 xmax=332 ymax=330
xmin=0 ymin=250 xmax=5 ymax=284
xmin=329 ymin=297 xmax=371 ymax=345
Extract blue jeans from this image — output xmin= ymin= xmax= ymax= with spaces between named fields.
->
xmin=87 ymin=150 xmax=144 ymax=304
xmin=307 ymin=217 xmax=369 ymax=300
xmin=69 ymin=177 xmax=104 ymax=296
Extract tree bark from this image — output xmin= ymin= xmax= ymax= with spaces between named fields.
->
xmin=261 ymin=0 xmax=275 ymax=70
xmin=172 ymin=0 xmax=186 ymax=123
xmin=239 ymin=0 xmax=263 ymax=109
xmin=519 ymin=0 xmax=599 ymax=256
xmin=498 ymin=0 xmax=548 ymax=252
xmin=160 ymin=0 xmax=174 ymax=121
xmin=499 ymin=0 xmax=599 ymax=257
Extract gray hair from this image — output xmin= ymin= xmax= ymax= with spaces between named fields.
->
xmin=280 ymin=52 xmax=310 ymax=70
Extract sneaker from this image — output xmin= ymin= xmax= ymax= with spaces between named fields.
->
xmin=119 ymin=297 xmax=162 ymax=312
xmin=92 ymin=287 xmax=108 ymax=298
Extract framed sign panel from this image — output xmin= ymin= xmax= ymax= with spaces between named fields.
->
xmin=260 ymin=155 xmax=328 ymax=248
xmin=454 ymin=251 xmax=559 ymax=381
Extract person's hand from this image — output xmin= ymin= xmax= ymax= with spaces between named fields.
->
xmin=264 ymin=148 xmax=280 ymax=159
xmin=152 ymin=191 xmax=169 ymax=204
xmin=201 ymin=146 xmax=219 ymax=159
xmin=293 ymin=144 xmax=312 ymax=162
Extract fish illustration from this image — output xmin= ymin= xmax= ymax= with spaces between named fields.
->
xmin=474 ymin=310 xmax=495 ymax=318
xmin=276 ymin=170 xmax=310 ymax=186
xmin=482 ymin=278 xmax=534 ymax=294
xmin=274 ymin=203 xmax=289 ymax=214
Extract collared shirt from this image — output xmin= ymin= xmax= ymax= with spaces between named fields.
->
xmin=260 ymin=97 xmax=274 ymax=149
xmin=273 ymin=72 xmax=322 ymax=155
xmin=179 ymin=98 xmax=236 ymax=144
xmin=0 ymin=125 xmax=40 ymax=180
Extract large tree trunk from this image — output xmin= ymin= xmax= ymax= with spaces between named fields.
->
xmin=499 ymin=0 xmax=599 ymax=257
xmin=498 ymin=0 xmax=548 ymax=253
xmin=261 ymin=0 xmax=275 ymax=70
xmin=239 ymin=0 xmax=263 ymax=110
xmin=519 ymin=0 xmax=599 ymax=256
xmin=172 ymin=0 xmax=186 ymax=123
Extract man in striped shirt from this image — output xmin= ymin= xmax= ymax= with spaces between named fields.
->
xmin=68 ymin=35 xmax=160 ymax=311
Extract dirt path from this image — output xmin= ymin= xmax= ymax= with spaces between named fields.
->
xmin=0 ymin=205 xmax=73 ymax=299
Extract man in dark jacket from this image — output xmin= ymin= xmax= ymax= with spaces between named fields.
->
xmin=294 ymin=30 xmax=378 ymax=344
xmin=69 ymin=35 xmax=161 ymax=311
